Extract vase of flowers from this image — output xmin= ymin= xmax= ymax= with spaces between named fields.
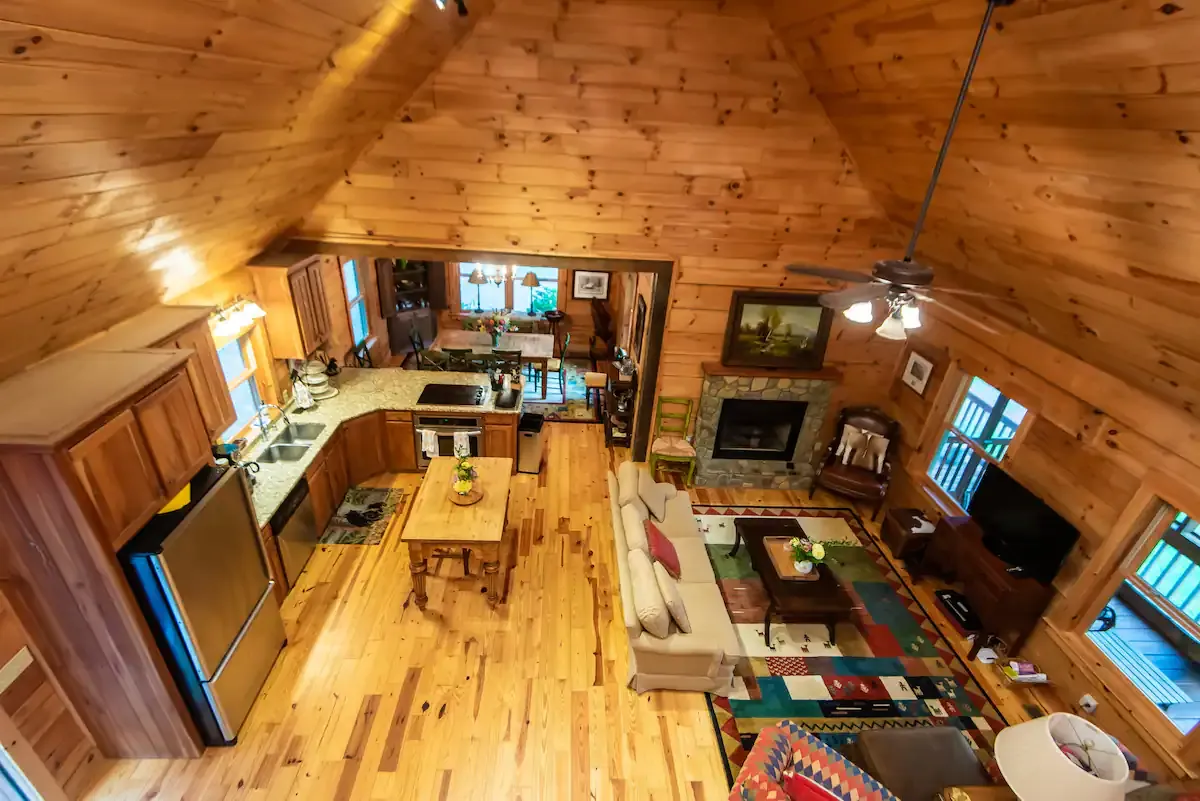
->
xmin=790 ymin=536 xmax=829 ymax=575
xmin=448 ymin=448 xmax=483 ymax=505
xmin=468 ymin=313 xmax=516 ymax=348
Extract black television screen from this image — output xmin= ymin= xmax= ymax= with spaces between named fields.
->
xmin=967 ymin=463 xmax=1079 ymax=583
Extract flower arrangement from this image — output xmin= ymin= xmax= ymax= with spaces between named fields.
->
xmin=790 ymin=536 xmax=833 ymax=575
xmin=468 ymin=313 xmax=517 ymax=346
xmin=452 ymin=451 xmax=478 ymax=496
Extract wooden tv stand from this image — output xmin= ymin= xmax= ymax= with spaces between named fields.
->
xmin=912 ymin=516 xmax=1055 ymax=659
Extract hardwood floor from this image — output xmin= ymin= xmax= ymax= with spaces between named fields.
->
xmin=87 ymin=424 xmax=1022 ymax=800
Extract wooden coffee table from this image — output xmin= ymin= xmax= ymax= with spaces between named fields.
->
xmin=731 ymin=518 xmax=859 ymax=648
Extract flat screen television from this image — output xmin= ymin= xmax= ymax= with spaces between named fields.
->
xmin=967 ymin=463 xmax=1079 ymax=584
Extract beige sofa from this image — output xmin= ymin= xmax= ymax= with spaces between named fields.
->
xmin=607 ymin=462 xmax=741 ymax=695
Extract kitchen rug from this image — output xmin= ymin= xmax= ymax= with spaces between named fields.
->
xmin=696 ymin=505 xmax=1005 ymax=785
xmin=319 ymin=486 xmax=406 ymax=545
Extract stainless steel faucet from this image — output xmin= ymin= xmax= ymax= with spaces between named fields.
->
xmin=255 ymin=403 xmax=291 ymax=436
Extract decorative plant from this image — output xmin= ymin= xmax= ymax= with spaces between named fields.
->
xmin=467 ymin=313 xmax=516 ymax=339
xmin=452 ymin=451 xmax=477 ymax=496
xmin=790 ymin=536 xmax=836 ymax=567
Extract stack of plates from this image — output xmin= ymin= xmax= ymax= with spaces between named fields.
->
xmin=303 ymin=360 xmax=339 ymax=400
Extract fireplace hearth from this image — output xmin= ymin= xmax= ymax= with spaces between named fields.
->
xmin=713 ymin=399 xmax=809 ymax=461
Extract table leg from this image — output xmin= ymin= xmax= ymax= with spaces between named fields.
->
xmin=828 ymin=618 xmax=838 ymax=647
xmin=540 ymin=359 xmax=548 ymax=399
xmin=764 ymin=601 xmax=775 ymax=649
xmin=483 ymin=559 xmax=501 ymax=607
xmin=409 ymin=552 xmax=429 ymax=610
xmin=728 ymin=528 xmax=742 ymax=557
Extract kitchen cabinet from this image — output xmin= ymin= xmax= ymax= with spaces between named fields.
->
xmin=68 ymin=409 xmax=166 ymax=549
xmin=84 ymin=305 xmax=236 ymax=438
xmin=259 ymin=523 xmax=289 ymax=608
xmin=343 ymin=413 xmax=386 ymax=486
xmin=483 ymin=414 xmax=517 ymax=473
xmin=385 ymin=412 xmax=417 ymax=472
xmin=250 ymin=257 xmax=332 ymax=359
xmin=133 ymin=372 xmax=211 ymax=497
xmin=306 ymin=451 xmax=334 ymax=534
xmin=0 ymin=351 xmax=208 ymax=758
xmin=325 ymin=427 xmax=349 ymax=506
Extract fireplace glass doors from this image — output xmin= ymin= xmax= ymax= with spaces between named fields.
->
xmin=712 ymin=398 xmax=808 ymax=461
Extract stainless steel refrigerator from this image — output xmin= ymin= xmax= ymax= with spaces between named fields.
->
xmin=122 ymin=465 xmax=286 ymax=746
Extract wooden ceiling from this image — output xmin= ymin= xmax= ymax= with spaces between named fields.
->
xmin=0 ymin=0 xmax=489 ymax=379
xmin=771 ymin=0 xmax=1200 ymax=417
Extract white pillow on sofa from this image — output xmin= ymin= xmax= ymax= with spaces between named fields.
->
xmin=638 ymin=469 xmax=670 ymax=522
xmin=621 ymin=503 xmax=649 ymax=552
xmin=628 ymin=549 xmax=670 ymax=638
xmin=653 ymin=561 xmax=691 ymax=633
xmin=617 ymin=461 xmax=640 ymax=505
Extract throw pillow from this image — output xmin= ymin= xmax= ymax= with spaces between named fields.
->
xmin=653 ymin=561 xmax=691 ymax=633
xmin=782 ymin=772 xmax=840 ymax=800
xmin=638 ymin=469 xmax=670 ymax=522
xmin=627 ymin=549 xmax=670 ymax=638
xmin=617 ymin=461 xmax=639 ymax=506
xmin=839 ymin=425 xmax=868 ymax=466
xmin=645 ymin=520 xmax=680 ymax=579
xmin=622 ymin=503 xmax=649 ymax=552
xmin=866 ymin=434 xmax=890 ymax=474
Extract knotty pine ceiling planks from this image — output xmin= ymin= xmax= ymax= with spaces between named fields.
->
xmin=770 ymin=0 xmax=1200 ymax=417
xmin=0 ymin=0 xmax=491 ymax=379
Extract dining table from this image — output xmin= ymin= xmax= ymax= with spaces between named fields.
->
xmin=434 ymin=330 xmax=556 ymax=398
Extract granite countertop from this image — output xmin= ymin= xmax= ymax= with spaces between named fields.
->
xmin=245 ymin=368 xmax=522 ymax=528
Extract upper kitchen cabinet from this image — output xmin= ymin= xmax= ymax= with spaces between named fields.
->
xmin=249 ymin=257 xmax=332 ymax=359
xmin=0 ymin=350 xmax=212 ymax=760
xmin=84 ymin=305 xmax=237 ymax=439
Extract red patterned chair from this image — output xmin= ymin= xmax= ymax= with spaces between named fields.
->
xmin=729 ymin=721 xmax=897 ymax=801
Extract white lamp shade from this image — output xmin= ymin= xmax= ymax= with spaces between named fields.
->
xmin=468 ymin=267 xmax=487 ymax=285
xmin=243 ymin=301 xmax=266 ymax=319
xmin=875 ymin=313 xmax=907 ymax=340
xmin=900 ymin=302 xmax=922 ymax=329
xmin=842 ymin=301 xmax=874 ymax=324
xmin=995 ymin=714 xmax=1127 ymax=801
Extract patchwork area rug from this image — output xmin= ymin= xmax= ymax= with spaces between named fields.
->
xmin=319 ymin=486 xmax=406 ymax=545
xmin=521 ymin=359 xmax=600 ymax=423
xmin=697 ymin=505 xmax=1005 ymax=783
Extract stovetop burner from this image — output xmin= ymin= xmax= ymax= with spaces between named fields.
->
xmin=417 ymin=384 xmax=487 ymax=406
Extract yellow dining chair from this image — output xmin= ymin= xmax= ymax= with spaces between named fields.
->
xmin=649 ymin=397 xmax=696 ymax=486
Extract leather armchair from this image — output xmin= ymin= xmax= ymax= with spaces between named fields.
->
xmin=810 ymin=406 xmax=899 ymax=520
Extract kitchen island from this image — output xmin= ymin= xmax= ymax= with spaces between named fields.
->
xmin=246 ymin=368 xmax=521 ymax=527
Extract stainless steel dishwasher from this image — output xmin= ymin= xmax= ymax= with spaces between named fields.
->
xmin=270 ymin=478 xmax=319 ymax=589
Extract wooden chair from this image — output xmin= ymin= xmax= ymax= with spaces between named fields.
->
xmin=490 ymin=349 xmax=523 ymax=381
xmin=584 ymin=369 xmax=606 ymax=410
xmin=542 ymin=333 xmax=570 ymax=400
xmin=349 ymin=342 xmax=374 ymax=368
xmin=649 ymin=396 xmax=697 ymax=486
xmin=443 ymin=348 xmax=475 ymax=372
xmin=811 ymin=406 xmax=899 ymax=520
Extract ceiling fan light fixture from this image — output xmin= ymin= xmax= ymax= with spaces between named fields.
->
xmin=875 ymin=313 xmax=907 ymax=341
xmin=843 ymin=301 xmax=875 ymax=324
xmin=901 ymin=302 xmax=922 ymax=330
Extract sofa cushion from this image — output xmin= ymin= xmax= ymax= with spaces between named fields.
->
xmin=614 ymin=539 xmax=641 ymax=639
xmin=634 ymin=582 xmax=740 ymax=663
xmin=607 ymin=473 xmax=625 ymax=555
xmin=654 ymin=561 xmax=691 ymax=633
xmin=673 ymin=538 xmax=716 ymax=584
xmin=819 ymin=462 xmax=885 ymax=494
xmin=628 ymin=549 xmax=670 ymax=638
xmin=638 ymin=469 xmax=670 ymax=521
xmin=616 ymin=461 xmax=639 ymax=506
xmin=646 ymin=521 xmax=680 ymax=578
xmin=622 ymin=503 xmax=649 ymax=552
xmin=654 ymin=491 xmax=702 ymax=541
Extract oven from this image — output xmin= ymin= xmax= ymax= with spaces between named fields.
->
xmin=413 ymin=415 xmax=484 ymax=468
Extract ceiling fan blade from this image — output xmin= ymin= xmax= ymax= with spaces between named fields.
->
xmin=785 ymin=264 xmax=874 ymax=283
xmin=911 ymin=292 xmax=1001 ymax=335
xmin=925 ymin=285 xmax=1018 ymax=301
xmin=820 ymin=283 xmax=890 ymax=310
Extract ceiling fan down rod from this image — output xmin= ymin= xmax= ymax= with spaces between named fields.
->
xmin=903 ymin=0 xmax=1011 ymax=262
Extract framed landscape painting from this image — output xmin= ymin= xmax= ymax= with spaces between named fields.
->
xmin=720 ymin=291 xmax=833 ymax=370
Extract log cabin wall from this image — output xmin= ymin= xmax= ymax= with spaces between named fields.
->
xmin=0 ymin=0 xmax=491 ymax=382
xmin=771 ymin=0 xmax=1200 ymax=422
xmin=297 ymin=0 xmax=908 ymax=425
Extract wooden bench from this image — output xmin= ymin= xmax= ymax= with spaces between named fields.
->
xmin=1090 ymin=629 xmax=1191 ymax=709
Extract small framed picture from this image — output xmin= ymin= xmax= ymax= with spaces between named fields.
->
xmin=901 ymin=350 xmax=935 ymax=396
xmin=572 ymin=270 xmax=610 ymax=300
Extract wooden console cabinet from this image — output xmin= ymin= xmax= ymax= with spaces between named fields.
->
xmin=913 ymin=516 xmax=1055 ymax=658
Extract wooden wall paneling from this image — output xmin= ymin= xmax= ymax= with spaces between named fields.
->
xmin=298 ymin=0 xmax=905 ymax=431
xmin=0 ymin=0 xmax=494 ymax=381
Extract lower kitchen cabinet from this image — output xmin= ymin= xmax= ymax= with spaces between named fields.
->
xmin=343 ymin=412 xmax=386 ymax=486
xmin=483 ymin=414 xmax=517 ymax=472
xmin=306 ymin=452 xmax=333 ymax=534
xmin=385 ymin=412 xmax=416 ymax=472
xmin=325 ymin=427 xmax=349 ymax=505
xmin=259 ymin=523 xmax=290 ymax=607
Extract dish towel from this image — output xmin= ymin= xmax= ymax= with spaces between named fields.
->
xmin=452 ymin=430 xmax=471 ymax=458
xmin=418 ymin=429 xmax=438 ymax=458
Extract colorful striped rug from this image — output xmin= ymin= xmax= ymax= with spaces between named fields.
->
xmin=697 ymin=505 xmax=1005 ymax=784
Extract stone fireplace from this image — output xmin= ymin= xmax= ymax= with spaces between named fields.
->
xmin=694 ymin=368 xmax=834 ymax=488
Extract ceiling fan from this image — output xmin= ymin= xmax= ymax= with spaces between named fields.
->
xmin=787 ymin=0 xmax=1016 ymax=341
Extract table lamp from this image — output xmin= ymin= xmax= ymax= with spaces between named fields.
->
xmin=521 ymin=271 xmax=540 ymax=315
xmin=467 ymin=266 xmax=487 ymax=313
xmin=994 ymin=713 xmax=1128 ymax=801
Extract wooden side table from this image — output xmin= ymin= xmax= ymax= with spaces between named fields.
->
xmin=880 ymin=507 xmax=933 ymax=564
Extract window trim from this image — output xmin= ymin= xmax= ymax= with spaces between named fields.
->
xmin=216 ymin=329 xmax=264 ymax=444
xmin=341 ymin=258 xmax=369 ymax=347
xmin=455 ymin=263 xmax=561 ymax=315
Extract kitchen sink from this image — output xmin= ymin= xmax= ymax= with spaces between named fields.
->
xmin=255 ymin=443 xmax=310 ymax=463
xmin=269 ymin=423 xmax=327 ymax=444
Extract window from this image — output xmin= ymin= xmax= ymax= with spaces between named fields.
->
xmin=926 ymin=376 xmax=1028 ymax=509
xmin=342 ymin=259 xmax=369 ymax=346
xmin=218 ymin=333 xmax=262 ymax=442
xmin=457 ymin=263 xmax=559 ymax=315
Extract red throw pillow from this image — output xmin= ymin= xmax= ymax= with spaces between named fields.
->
xmin=781 ymin=771 xmax=840 ymax=800
xmin=645 ymin=520 xmax=681 ymax=579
